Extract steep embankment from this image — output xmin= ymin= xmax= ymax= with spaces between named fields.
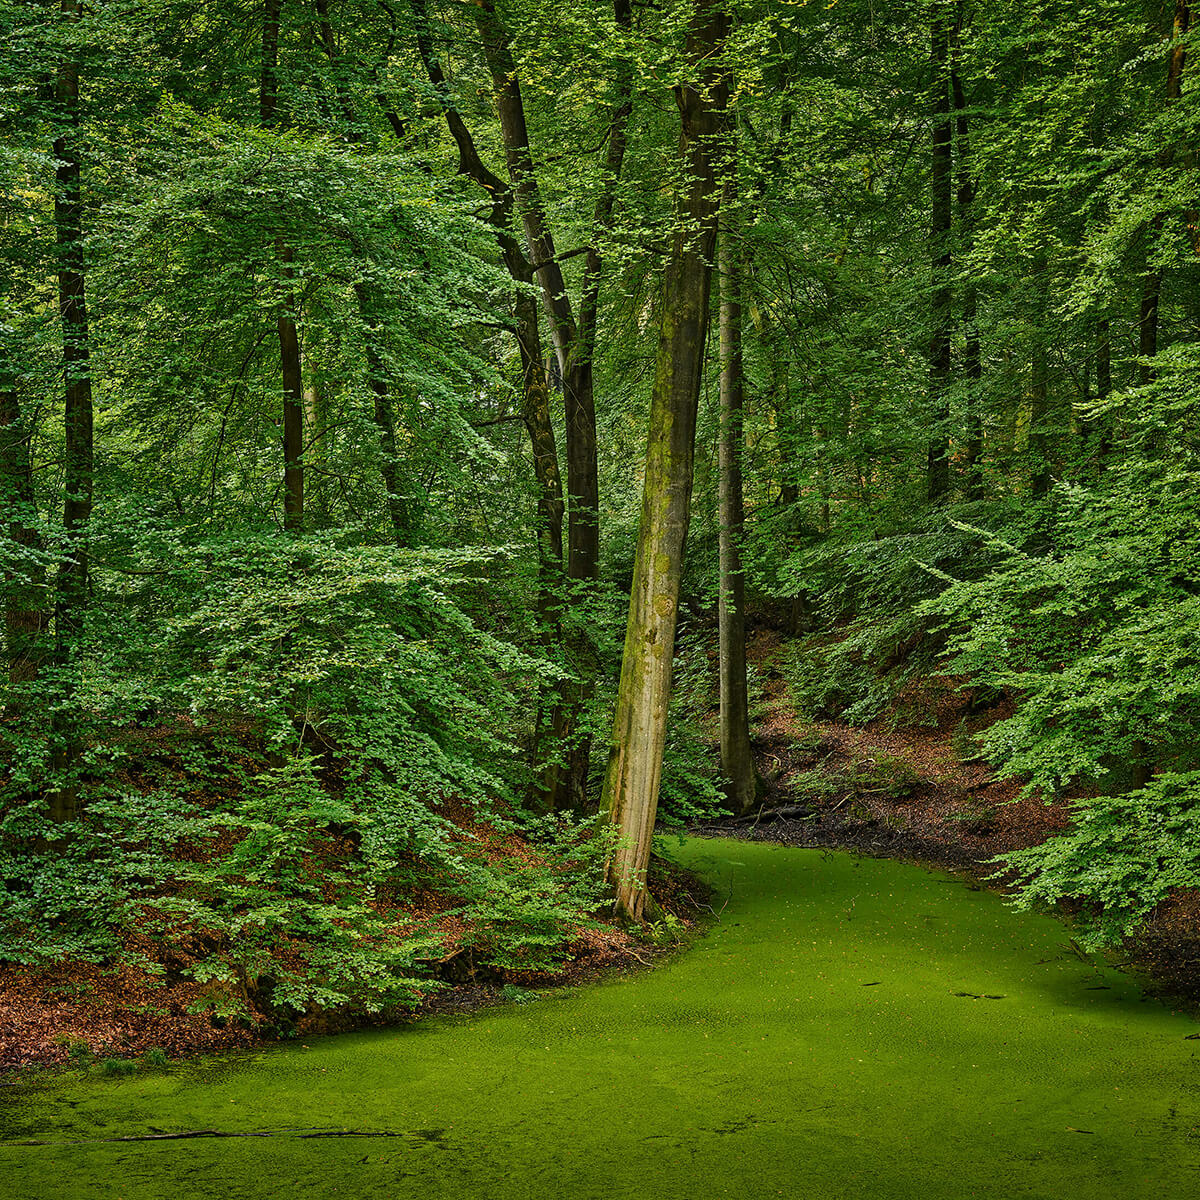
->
xmin=709 ymin=625 xmax=1200 ymax=1003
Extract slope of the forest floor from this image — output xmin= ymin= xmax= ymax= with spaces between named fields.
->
xmin=700 ymin=622 xmax=1200 ymax=1007
xmin=0 ymin=781 xmax=708 ymax=1074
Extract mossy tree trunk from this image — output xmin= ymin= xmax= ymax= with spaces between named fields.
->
xmin=601 ymin=0 xmax=728 ymax=921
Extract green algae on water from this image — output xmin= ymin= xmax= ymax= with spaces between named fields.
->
xmin=3 ymin=840 xmax=1199 ymax=1199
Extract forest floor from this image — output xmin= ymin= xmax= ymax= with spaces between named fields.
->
xmin=704 ymin=622 xmax=1200 ymax=1008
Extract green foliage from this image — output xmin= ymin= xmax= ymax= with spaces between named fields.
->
xmin=654 ymin=643 xmax=727 ymax=828
xmin=458 ymin=816 xmax=610 ymax=973
xmin=99 ymin=1058 xmax=138 ymax=1078
xmin=0 ymin=537 xmax=599 ymax=1013
xmin=1000 ymin=773 xmax=1200 ymax=948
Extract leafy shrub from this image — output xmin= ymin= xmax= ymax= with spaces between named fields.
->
xmin=654 ymin=643 xmax=727 ymax=827
xmin=1000 ymin=772 xmax=1200 ymax=948
xmin=0 ymin=535 xmax=599 ymax=1015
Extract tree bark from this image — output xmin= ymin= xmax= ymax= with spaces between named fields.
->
xmin=927 ymin=2 xmax=953 ymax=503
xmin=0 ymin=356 xmax=46 ymax=685
xmin=262 ymin=0 xmax=305 ymax=534
xmin=951 ymin=14 xmax=982 ymax=500
xmin=717 ymin=167 xmax=755 ymax=816
xmin=1138 ymin=1 xmax=1190 ymax=387
xmin=601 ymin=0 xmax=727 ymax=921
xmin=49 ymin=0 xmax=94 ymax=826
xmin=471 ymin=0 xmax=636 ymax=810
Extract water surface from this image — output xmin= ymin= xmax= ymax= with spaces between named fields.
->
xmin=3 ymin=839 xmax=1198 ymax=1198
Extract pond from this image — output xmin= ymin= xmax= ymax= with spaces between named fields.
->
xmin=3 ymin=839 xmax=1198 ymax=1199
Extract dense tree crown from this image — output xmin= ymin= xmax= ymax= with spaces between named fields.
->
xmin=2 ymin=0 xmax=1199 ymax=1003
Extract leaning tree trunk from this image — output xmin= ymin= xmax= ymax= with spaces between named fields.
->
xmin=261 ymin=0 xmax=304 ymax=533
xmin=927 ymin=2 xmax=953 ymax=503
xmin=49 ymin=0 xmax=94 ymax=826
xmin=717 ymin=167 xmax=755 ymax=817
xmin=601 ymin=0 xmax=728 ymax=922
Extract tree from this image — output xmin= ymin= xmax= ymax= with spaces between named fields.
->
xmin=602 ymin=0 xmax=728 ymax=921
xmin=717 ymin=149 xmax=755 ymax=816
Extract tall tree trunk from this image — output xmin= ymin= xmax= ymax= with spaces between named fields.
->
xmin=717 ymin=167 xmax=755 ymax=817
xmin=471 ymin=0 xmax=634 ymax=810
xmin=927 ymin=2 xmax=953 ymax=503
xmin=407 ymin=0 xmax=574 ymax=805
xmin=951 ymin=14 xmax=982 ymax=500
xmin=262 ymin=0 xmax=304 ymax=534
xmin=1139 ymin=1 xmax=1190 ymax=386
xmin=471 ymin=0 xmax=600 ymax=585
xmin=601 ymin=0 xmax=727 ymax=921
xmin=277 ymin=248 xmax=305 ymax=534
xmin=312 ymin=8 xmax=418 ymax=546
xmin=0 ymin=356 xmax=46 ymax=685
xmin=49 ymin=0 xmax=94 ymax=826
xmin=513 ymin=291 xmax=570 ymax=809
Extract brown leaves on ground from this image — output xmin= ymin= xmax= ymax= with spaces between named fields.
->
xmin=0 ymin=777 xmax=687 ymax=1072
xmin=737 ymin=625 xmax=1072 ymax=867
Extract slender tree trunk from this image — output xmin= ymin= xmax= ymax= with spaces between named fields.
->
xmin=1093 ymin=317 xmax=1112 ymax=467
xmin=1030 ymin=262 xmax=1050 ymax=499
xmin=353 ymin=284 xmax=410 ymax=545
xmin=951 ymin=16 xmax=982 ymax=499
xmin=472 ymin=0 xmax=632 ymax=810
xmin=409 ymin=0 xmax=579 ymax=807
xmin=513 ymin=292 xmax=570 ymax=809
xmin=601 ymin=0 xmax=727 ymax=921
xmin=49 ymin=0 xmax=94 ymax=826
xmin=262 ymin=0 xmax=304 ymax=534
xmin=1139 ymin=1 xmax=1190 ymax=387
xmin=717 ymin=168 xmax=755 ymax=816
xmin=927 ymin=2 xmax=953 ymax=503
xmin=277 ymin=248 xmax=305 ymax=533
xmin=312 ymin=9 xmax=417 ymax=546
xmin=0 ymin=357 xmax=46 ymax=685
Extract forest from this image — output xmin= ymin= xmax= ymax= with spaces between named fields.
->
xmin=3 ymin=0 xmax=1200 ymax=1195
